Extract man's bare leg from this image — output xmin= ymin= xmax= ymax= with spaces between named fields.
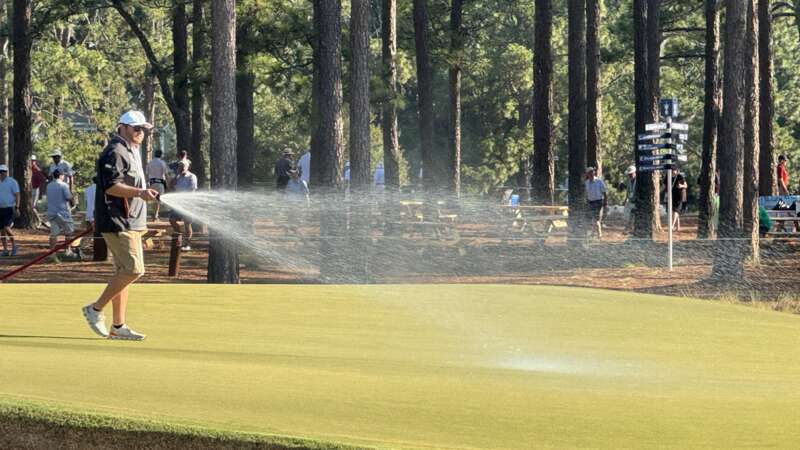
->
xmin=93 ymin=272 xmax=140 ymax=325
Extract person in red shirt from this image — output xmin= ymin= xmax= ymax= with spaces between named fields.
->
xmin=31 ymin=155 xmax=46 ymax=209
xmin=777 ymin=154 xmax=790 ymax=195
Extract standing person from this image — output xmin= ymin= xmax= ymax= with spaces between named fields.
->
xmin=584 ymin=167 xmax=607 ymax=239
xmin=146 ymin=149 xmax=170 ymax=220
xmin=373 ymin=162 xmax=385 ymax=191
xmin=31 ymin=155 xmax=46 ymax=210
xmin=82 ymin=177 xmax=98 ymax=255
xmin=169 ymin=149 xmax=192 ymax=174
xmin=671 ymin=173 xmax=688 ymax=231
xmin=0 ymin=164 xmax=19 ymax=256
xmin=168 ymin=161 xmax=198 ymax=251
xmin=777 ymin=154 xmax=790 ymax=196
xmin=623 ymin=165 xmax=637 ymax=232
xmin=48 ymin=149 xmax=75 ymax=192
xmin=298 ymin=150 xmax=311 ymax=184
xmin=286 ymin=168 xmax=310 ymax=205
xmin=274 ymin=148 xmax=294 ymax=190
xmin=46 ymin=169 xmax=78 ymax=262
xmin=81 ymin=110 xmax=159 ymax=341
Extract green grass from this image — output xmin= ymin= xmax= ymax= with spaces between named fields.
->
xmin=2 ymin=284 xmax=800 ymax=449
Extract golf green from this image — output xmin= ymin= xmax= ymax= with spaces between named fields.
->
xmin=1 ymin=284 xmax=799 ymax=449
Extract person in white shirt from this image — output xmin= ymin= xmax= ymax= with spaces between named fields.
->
xmin=48 ymin=149 xmax=74 ymax=193
xmin=169 ymin=161 xmax=198 ymax=251
xmin=298 ymin=150 xmax=311 ymax=184
xmin=46 ymin=169 xmax=77 ymax=262
xmin=146 ymin=149 xmax=170 ymax=220
xmin=584 ymin=167 xmax=608 ymax=239
xmin=373 ymin=162 xmax=385 ymax=191
xmin=0 ymin=164 xmax=20 ymax=256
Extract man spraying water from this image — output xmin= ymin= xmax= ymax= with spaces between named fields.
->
xmin=81 ymin=110 xmax=159 ymax=341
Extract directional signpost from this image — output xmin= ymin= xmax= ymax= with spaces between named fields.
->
xmin=637 ymin=98 xmax=689 ymax=271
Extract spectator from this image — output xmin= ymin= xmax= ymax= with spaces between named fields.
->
xmin=48 ymin=149 xmax=74 ymax=192
xmin=80 ymin=177 xmax=98 ymax=256
xmin=373 ymin=162 xmax=385 ymax=191
xmin=169 ymin=149 xmax=192 ymax=175
xmin=711 ymin=169 xmax=720 ymax=234
xmin=146 ymin=149 xmax=170 ymax=221
xmin=46 ymin=169 xmax=78 ymax=262
xmin=298 ymin=150 xmax=311 ymax=184
xmin=671 ymin=173 xmax=688 ymax=231
xmin=624 ymin=165 xmax=636 ymax=232
xmin=0 ymin=164 xmax=19 ymax=256
xmin=584 ymin=167 xmax=607 ymax=238
xmin=31 ymin=155 xmax=45 ymax=209
xmin=169 ymin=161 xmax=198 ymax=251
xmin=286 ymin=168 xmax=310 ymax=206
xmin=275 ymin=148 xmax=294 ymax=190
xmin=777 ymin=154 xmax=789 ymax=195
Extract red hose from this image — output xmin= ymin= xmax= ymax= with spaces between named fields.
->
xmin=0 ymin=228 xmax=94 ymax=282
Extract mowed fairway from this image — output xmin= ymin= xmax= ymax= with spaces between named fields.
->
xmin=1 ymin=284 xmax=800 ymax=449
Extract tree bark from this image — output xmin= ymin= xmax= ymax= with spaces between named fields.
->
xmin=713 ymin=0 xmax=748 ymax=279
xmin=207 ymin=0 xmax=239 ymax=284
xmin=349 ymin=0 xmax=371 ymax=191
xmin=633 ymin=0 xmax=659 ymax=239
xmin=172 ymin=0 xmax=192 ymax=155
xmin=448 ymin=0 xmax=463 ymax=195
xmin=11 ymin=0 xmax=35 ymax=229
xmin=758 ymin=0 xmax=776 ymax=196
xmin=413 ymin=0 xmax=439 ymax=191
xmin=698 ymin=0 xmax=722 ymax=239
xmin=236 ymin=65 xmax=255 ymax=189
xmin=531 ymin=0 xmax=555 ymax=205
xmin=191 ymin=0 xmax=207 ymax=187
xmin=743 ymin=0 xmax=760 ymax=263
xmin=568 ymin=0 xmax=587 ymax=238
xmin=142 ymin=69 xmax=156 ymax=164
xmin=381 ymin=0 xmax=400 ymax=189
xmin=0 ymin=0 xmax=8 ymax=166
xmin=311 ymin=0 xmax=344 ymax=188
xmin=586 ymin=0 xmax=602 ymax=175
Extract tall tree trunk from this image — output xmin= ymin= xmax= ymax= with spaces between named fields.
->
xmin=448 ymin=0 xmax=463 ymax=195
xmin=11 ymin=0 xmax=35 ymax=229
xmin=172 ymin=0 xmax=192 ymax=154
xmin=698 ymin=0 xmax=722 ymax=239
xmin=0 ymin=0 xmax=8 ymax=166
xmin=743 ymin=0 xmax=760 ymax=263
xmin=713 ymin=0 xmax=749 ymax=279
xmin=349 ymin=0 xmax=371 ymax=190
xmin=568 ymin=0 xmax=587 ymax=238
xmin=311 ymin=0 xmax=344 ymax=188
xmin=633 ymin=0 xmax=658 ymax=239
xmin=413 ymin=0 xmax=438 ymax=191
xmin=758 ymin=0 xmax=776 ymax=196
xmin=142 ymin=69 xmax=156 ymax=164
xmin=381 ymin=0 xmax=400 ymax=189
xmin=207 ymin=0 xmax=239 ymax=284
xmin=192 ymin=0 xmax=207 ymax=187
xmin=586 ymin=0 xmax=602 ymax=174
xmin=236 ymin=64 xmax=255 ymax=189
xmin=531 ymin=0 xmax=555 ymax=205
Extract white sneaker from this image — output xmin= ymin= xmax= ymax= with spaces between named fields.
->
xmin=108 ymin=325 xmax=146 ymax=341
xmin=81 ymin=304 xmax=108 ymax=337
xmin=181 ymin=245 xmax=191 ymax=251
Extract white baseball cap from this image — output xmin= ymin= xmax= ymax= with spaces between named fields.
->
xmin=118 ymin=110 xmax=153 ymax=129
xmin=31 ymin=155 xmax=37 ymax=161
xmin=51 ymin=149 xmax=63 ymax=157
xmin=626 ymin=165 xmax=637 ymax=175
xmin=0 ymin=164 xmax=8 ymax=172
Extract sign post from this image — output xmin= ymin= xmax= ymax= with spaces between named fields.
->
xmin=637 ymin=98 xmax=687 ymax=271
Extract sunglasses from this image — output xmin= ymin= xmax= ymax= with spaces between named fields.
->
xmin=128 ymin=125 xmax=147 ymax=133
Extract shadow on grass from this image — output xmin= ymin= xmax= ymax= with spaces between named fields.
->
xmin=0 ymin=334 xmax=100 ymax=341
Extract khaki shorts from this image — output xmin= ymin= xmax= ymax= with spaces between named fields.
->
xmin=49 ymin=216 xmax=75 ymax=237
xmin=102 ymin=231 xmax=145 ymax=275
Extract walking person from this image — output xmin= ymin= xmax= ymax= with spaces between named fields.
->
xmin=146 ymin=149 xmax=170 ymax=220
xmin=275 ymin=148 xmax=294 ymax=190
xmin=623 ymin=165 xmax=637 ymax=233
xmin=777 ymin=154 xmax=790 ymax=196
xmin=31 ymin=155 xmax=45 ymax=210
xmin=584 ymin=167 xmax=607 ymax=239
xmin=81 ymin=110 xmax=159 ymax=341
xmin=46 ymin=169 xmax=79 ymax=262
xmin=0 ymin=164 xmax=19 ymax=256
xmin=671 ymin=173 xmax=688 ymax=231
xmin=48 ymin=149 xmax=75 ymax=193
xmin=168 ymin=161 xmax=198 ymax=251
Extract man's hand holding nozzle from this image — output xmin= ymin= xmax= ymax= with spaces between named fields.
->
xmin=138 ymin=188 xmax=160 ymax=202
